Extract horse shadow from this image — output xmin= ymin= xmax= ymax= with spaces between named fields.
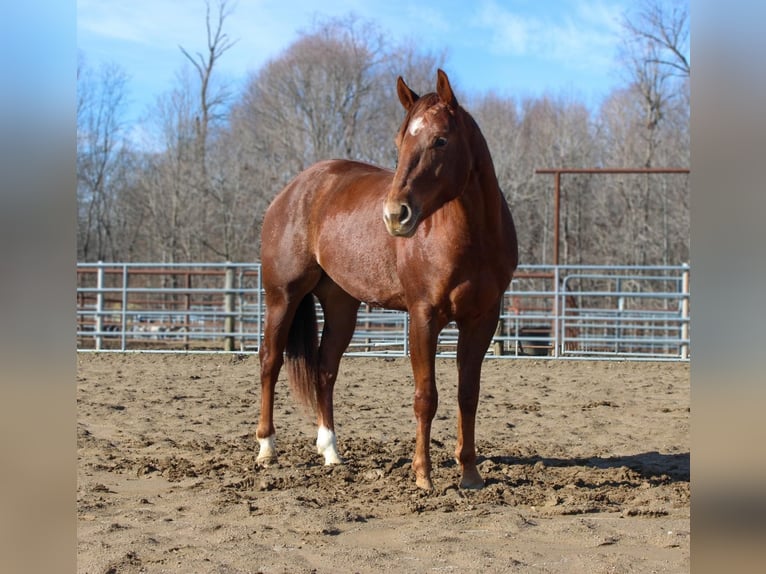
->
xmin=478 ymin=451 xmax=690 ymax=484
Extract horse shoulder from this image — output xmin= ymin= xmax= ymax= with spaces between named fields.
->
xmin=307 ymin=164 xmax=406 ymax=308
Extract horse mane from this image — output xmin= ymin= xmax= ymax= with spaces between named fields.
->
xmin=460 ymin=107 xmax=502 ymax=196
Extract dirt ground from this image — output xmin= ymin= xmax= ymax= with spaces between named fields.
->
xmin=77 ymin=353 xmax=689 ymax=573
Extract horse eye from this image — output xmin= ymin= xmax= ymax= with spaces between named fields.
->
xmin=434 ymin=137 xmax=448 ymax=148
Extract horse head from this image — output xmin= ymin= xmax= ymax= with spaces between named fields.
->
xmin=383 ymin=69 xmax=474 ymax=237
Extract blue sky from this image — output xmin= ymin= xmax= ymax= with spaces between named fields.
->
xmin=77 ymin=0 xmax=641 ymax=125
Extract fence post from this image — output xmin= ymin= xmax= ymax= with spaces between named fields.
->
xmin=224 ymin=264 xmax=235 ymax=351
xmin=680 ymin=264 xmax=690 ymax=359
xmin=403 ymin=312 xmax=409 ymax=357
xmin=120 ymin=264 xmax=128 ymax=351
xmin=256 ymin=264 xmax=263 ymax=351
xmin=184 ymin=270 xmax=191 ymax=349
xmin=552 ymin=266 xmax=560 ymax=358
xmin=95 ymin=261 xmax=104 ymax=351
xmin=493 ymin=316 xmax=505 ymax=356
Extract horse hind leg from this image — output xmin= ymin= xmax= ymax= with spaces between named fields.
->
xmin=313 ymin=278 xmax=360 ymax=465
xmin=255 ymin=293 xmax=291 ymax=466
xmin=256 ymin=285 xmax=317 ymax=466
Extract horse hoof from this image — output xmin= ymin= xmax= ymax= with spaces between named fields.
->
xmin=255 ymin=455 xmax=278 ymax=468
xmin=322 ymin=450 xmax=342 ymax=465
xmin=317 ymin=426 xmax=342 ymax=465
xmin=459 ymin=472 xmax=484 ymax=490
xmin=416 ymin=476 xmax=434 ymax=491
xmin=459 ymin=478 xmax=484 ymax=490
xmin=256 ymin=435 xmax=277 ymax=467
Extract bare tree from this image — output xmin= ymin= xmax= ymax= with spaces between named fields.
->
xmin=180 ymin=0 xmax=238 ymax=259
xmin=179 ymin=0 xmax=236 ymax=182
xmin=589 ymin=0 xmax=691 ymax=265
xmin=472 ymin=78 xmax=689 ymax=267
xmin=505 ymin=96 xmax=596 ymax=264
xmin=137 ymin=0 xmax=237 ymax=262
xmin=139 ymin=73 xmax=200 ymax=262
xmin=77 ymin=8 xmax=689 ymax=267
xmin=196 ymin=124 xmax=262 ymax=262
xmin=77 ymin=54 xmax=133 ymax=261
xmin=620 ymin=0 xmax=689 ymax=162
xmin=623 ymin=0 xmax=689 ymax=79
xmin=241 ymin=16 xmax=388 ymax=173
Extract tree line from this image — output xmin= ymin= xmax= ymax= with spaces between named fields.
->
xmin=77 ymin=0 xmax=689 ymax=266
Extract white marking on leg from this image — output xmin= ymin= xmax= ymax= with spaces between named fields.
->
xmin=256 ymin=434 xmax=276 ymax=463
xmin=408 ymin=115 xmax=426 ymax=136
xmin=316 ymin=425 xmax=342 ymax=465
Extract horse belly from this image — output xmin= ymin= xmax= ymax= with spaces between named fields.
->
xmin=318 ymin=249 xmax=405 ymax=310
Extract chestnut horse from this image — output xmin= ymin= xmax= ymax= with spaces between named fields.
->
xmin=256 ymin=70 xmax=518 ymax=490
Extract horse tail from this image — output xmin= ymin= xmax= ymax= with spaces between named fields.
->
xmin=285 ymin=294 xmax=319 ymax=413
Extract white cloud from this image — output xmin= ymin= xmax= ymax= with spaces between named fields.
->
xmin=575 ymin=0 xmax=624 ymax=34
xmin=77 ymin=0 xmax=628 ymax=122
xmin=473 ymin=0 xmax=624 ymax=70
xmin=77 ymin=0 xmax=205 ymax=48
xmin=403 ymin=4 xmax=452 ymax=34
xmin=474 ymin=1 xmax=536 ymax=55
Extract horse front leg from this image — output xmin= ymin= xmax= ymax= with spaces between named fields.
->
xmin=455 ymin=306 xmax=502 ymax=489
xmin=407 ymin=305 xmax=442 ymax=491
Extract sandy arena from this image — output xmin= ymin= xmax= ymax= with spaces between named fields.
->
xmin=77 ymin=353 xmax=689 ymax=573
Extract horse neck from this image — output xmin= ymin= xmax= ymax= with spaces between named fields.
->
xmin=459 ymin=109 xmax=508 ymax=236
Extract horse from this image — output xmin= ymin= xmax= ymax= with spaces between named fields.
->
xmin=255 ymin=69 xmax=518 ymax=490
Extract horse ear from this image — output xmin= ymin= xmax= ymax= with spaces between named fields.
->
xmin=397 ymin=76 xmax=419 ymax=111
xmin=436 ymin=69 xmax=458 ymax=109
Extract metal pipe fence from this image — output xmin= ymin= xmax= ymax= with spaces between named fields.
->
xmin=76 ymin=262 xmax=690 ymax=361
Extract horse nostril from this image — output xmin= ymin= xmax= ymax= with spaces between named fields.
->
xmin=399 ymin=204 xmax=411 ymax=225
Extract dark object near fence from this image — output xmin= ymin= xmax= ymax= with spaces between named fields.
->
xmin=518 ymin=326 xmax=552 ymax=356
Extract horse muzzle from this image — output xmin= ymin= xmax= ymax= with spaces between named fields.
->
xmin=383 ymin=201 xmax=419 ymax=237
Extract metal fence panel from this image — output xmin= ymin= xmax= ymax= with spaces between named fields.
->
xmin=77 ymin=262 xmax=690 ymax=360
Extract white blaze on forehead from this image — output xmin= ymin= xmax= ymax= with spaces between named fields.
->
xmin=408 ymin=115 xmax=426 ymax=136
